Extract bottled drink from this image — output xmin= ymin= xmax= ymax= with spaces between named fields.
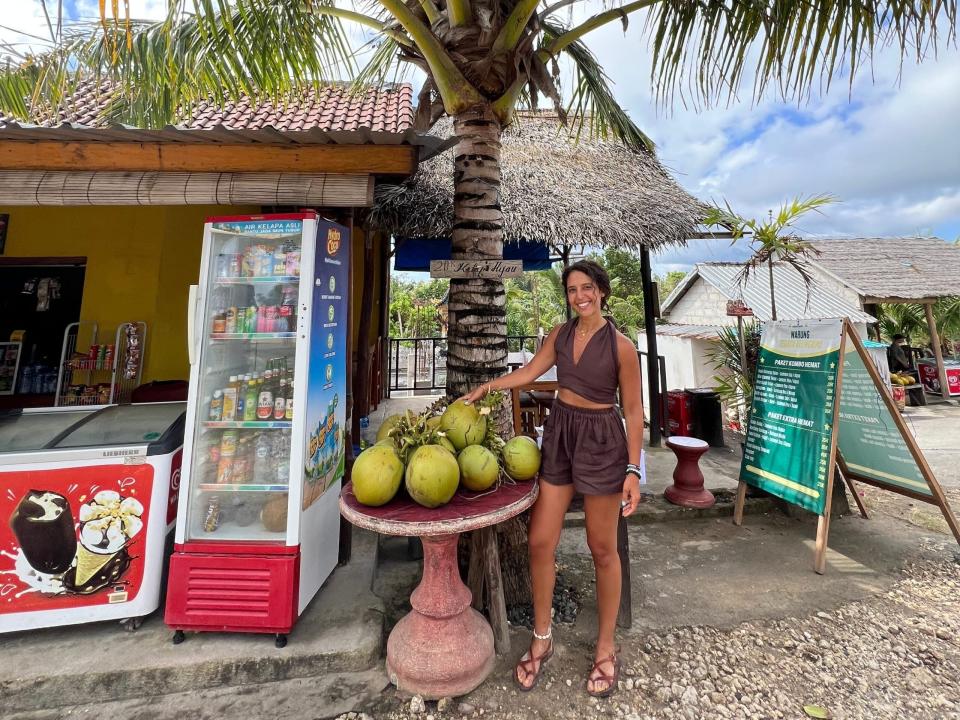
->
xmin=274 ymin=375 xmax=287 ymax=420
xmin=236 ymin=374 xmax=249 ymax=420
xmin=253 ymin=431 xmax=275 ymax=484
xmin=246 ymin=306 xmax=257 ymax=335
xmin=244 ymin=374 xmax=259 ymax=422
xmin=257 ymin=366 xmax=274 ymax=420
xmin=208 ymin=390 xmax=223 ymax=421
xmin=216 ymin=429 xmax=238 ymax=484
xmin=264 ymin=305 xmax=278 ymax=333
xmin=203 ymin=496 xmax=222 ymax=532
xmin=285 ymin=370 xmax=294 ymax=421
xmin=273 ymin=246 xmax=287 ymax=276
xmin=212 ymin=313 xmax=226 ymax=334
xmin=221 ymin=376 xmax=239 ymax=420
xmin=275 ymin=432 xmax=290 ymax=484
xmin=225 ymin=307 xmax=238 ymax=334
xmin=280 ymin=286 xmax=296 ymax=332
xmin=285 ymin=244 xmax=300 ymax=277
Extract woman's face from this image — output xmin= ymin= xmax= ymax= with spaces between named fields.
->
xmin=565 ymin=270 xmax=604 ymax=319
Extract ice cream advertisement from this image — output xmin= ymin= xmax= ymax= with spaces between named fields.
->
xmin=1 ymin=465 xmax=153 ymax=613
xmin=302 ymin=221 xmax=349 ymax=510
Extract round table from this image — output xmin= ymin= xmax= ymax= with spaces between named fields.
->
xmin=340 ymin=478 xmax=539 ymax=699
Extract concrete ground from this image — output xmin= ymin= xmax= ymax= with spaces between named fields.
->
xmin=3 ymin=397 xmax=957 ymax=719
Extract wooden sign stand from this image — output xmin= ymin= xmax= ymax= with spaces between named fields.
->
xmin=734 ymin=318 xmax=960 ymax=574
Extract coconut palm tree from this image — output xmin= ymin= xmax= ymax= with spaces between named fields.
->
xmin=0 ymin=2 xmax=955 ymax=396
xmin=704 ymin=195 xmax=836 ymax=321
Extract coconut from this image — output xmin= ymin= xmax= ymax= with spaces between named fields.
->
xmin=458 ymin=445 xmax=500 ymax=492
xmin=440 ymin=400 xmax=487 ymax=450
xmin=437 ymin=436 xmax=457 ymax=455
xmin=352 ymin=445 xmax=404 ymax=507
xmin=502 ymin=435 xmax=541 ymax=481
xmin=405 ymin=444 xmax=460 ymax=508
xmin=426 ymin=415 xmax=442 ymax=431
xmin=375 ymin=414 xmax=403 ymax=443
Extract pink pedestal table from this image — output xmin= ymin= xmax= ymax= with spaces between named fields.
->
xmin=340 ymin=478 xmax=539 ymax=699
xmin=663 ymin=435 xmax=715 ymax=508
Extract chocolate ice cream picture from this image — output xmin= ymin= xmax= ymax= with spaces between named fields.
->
xmin=9 ymin=490 xmax=78 ymax=575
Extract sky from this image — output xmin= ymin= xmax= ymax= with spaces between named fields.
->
xmin=2 ymin=1 xmax=958 ymax=276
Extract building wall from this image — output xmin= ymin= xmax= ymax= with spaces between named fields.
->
xmin=666 ymin=279 xmax=735 ymax=326
xmin=1 ymin=205 xmax=257 ymax=383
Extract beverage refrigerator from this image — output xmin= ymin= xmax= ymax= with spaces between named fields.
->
xmin=164 ymin=213 xmax=350 ymax=647
xmin=0 ymin=402 xmax=186 ymax=633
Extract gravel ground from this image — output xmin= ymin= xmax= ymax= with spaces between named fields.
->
xmin=354 ymin=535 xmax=960 ymax=720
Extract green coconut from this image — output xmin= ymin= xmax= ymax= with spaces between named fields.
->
xmin=405 ymin=444 xmax=460 ymax=508
xmin=375 ymin=438 xmax=396 ymax=448
xmin=426 ymin=416 xmax=442 ymax=431
xmin=352 ymin=445 xmax=404 ymax=507
xmin=440 ymin=400 xmax=487 ymax=451
xmin=502 ymin=435 xmax=541 ymax=481
xmin=437 ymin=436 xmax=457 ymax=456
xmin=458 ymin=445 xmax=500 ymax=492
xmin=375 ymin=414 xmax=403 ymax=443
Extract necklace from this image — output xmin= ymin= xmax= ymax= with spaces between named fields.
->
xmin=576 ymin=320 xmax=604 ymax=339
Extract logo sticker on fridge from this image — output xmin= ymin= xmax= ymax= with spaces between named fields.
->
xmin=0 ymin=465 xmax=153 ymax=613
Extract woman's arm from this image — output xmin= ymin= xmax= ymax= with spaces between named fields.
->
xmin=461 ymin=325 xmax=562 ymax=404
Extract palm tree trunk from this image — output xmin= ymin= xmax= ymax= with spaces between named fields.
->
xmin=767 ymin=256 xmax=778 ymax=321
xmin=445 ymin=105 xmax=507 ymax=399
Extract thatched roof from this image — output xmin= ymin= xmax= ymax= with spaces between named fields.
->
xmin=808 ymin=237 xmax=960 ymax=302
xmin=370 ymin=113 xmax=707 ymax=250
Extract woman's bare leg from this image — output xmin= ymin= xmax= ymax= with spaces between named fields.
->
xmin=583 ymin=493 xmax=623 ymax=694
xmin=516 ymin=479 xmax=574 ymax=688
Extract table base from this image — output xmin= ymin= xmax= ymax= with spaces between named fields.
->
xmin=385 ymin=533 xmax=495 ymax=699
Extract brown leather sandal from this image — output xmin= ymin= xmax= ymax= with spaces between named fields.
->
xmin=513 ymin=640 xmax=554 ymax=692
xmin=586 ymin=650 xmax=621 ymax=698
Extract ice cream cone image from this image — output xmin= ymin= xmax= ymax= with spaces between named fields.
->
xmin=72 ymin=545 xmax=115 ymax=587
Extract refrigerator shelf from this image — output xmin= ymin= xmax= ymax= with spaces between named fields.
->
xmin=215 ymin=276 xmax=300 ymax=284
xmin=204 ymin=420 xmax=293 ymax=429
xmin=199 ymin=483 xmax=289 ymax=492
xmin=195 ymin=522 xmax=285 ymax=542
xmin=209 ymin=332 xmax=296 ymax=341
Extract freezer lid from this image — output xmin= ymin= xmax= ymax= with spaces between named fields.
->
xmin=0 ymin=406 xmax=104 ymax=453
xmin=52 ymin=402 xmax=187 ymax=455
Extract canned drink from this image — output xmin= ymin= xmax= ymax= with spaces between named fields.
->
xmin=104 ymin=344 xmax=115 ymax=369
xmin=97 ymin=343 xmax=108 ymax=369
xmin=219 ymin=429 xmax=238 ymax=457
xmin=88 ymin=344 xmax=100 ymax=364
xmin=225 ymin=307 xmax=238 ymax=334
xmin=203 ymin=496 xmax=222 ymax=531
xmin=216 ymin=457 xmax=233 ymax=484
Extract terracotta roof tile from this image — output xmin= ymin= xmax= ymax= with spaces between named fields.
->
xmin=9 ymin=81 xmax=415 ymax=134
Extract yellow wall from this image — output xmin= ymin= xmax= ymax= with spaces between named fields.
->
xmin=0 ymin=205 xmax=258 ymax=382
xmin=1 ymin=206 xmax=381 ymax=388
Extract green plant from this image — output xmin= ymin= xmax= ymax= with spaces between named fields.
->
xmin=708 ymin=322 xmax=761 ymax=430
xmin=705 ymin=195 xmax=836 ymax=320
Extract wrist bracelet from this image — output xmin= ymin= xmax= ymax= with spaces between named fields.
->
xmin=625 ymin=467 xmax=642 ymax=479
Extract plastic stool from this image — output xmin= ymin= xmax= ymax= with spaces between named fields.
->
xmin=664 ymin=436 xmax=715 ymax=508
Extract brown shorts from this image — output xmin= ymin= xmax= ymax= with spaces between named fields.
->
xmin=540 ymin=399 xmax=628 ymax=496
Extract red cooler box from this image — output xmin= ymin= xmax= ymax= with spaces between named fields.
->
xmin=666 ymin=390 xmax=693 ymax=436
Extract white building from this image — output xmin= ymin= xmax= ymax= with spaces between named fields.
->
xmin=641 ymin=261 xmax=876 ymax=393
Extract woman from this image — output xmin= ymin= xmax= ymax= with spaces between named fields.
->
xmin=462 ymin=259 xmax=644 ymax=698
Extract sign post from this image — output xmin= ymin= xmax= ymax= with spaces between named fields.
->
xmin=734 ymin=318 xmax=960 ymax=573
xmin=430 ymin=259 xmax=523 ymax=279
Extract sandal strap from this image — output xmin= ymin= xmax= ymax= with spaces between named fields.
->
xmin=518 ymin=642 xmax=553 ymax=671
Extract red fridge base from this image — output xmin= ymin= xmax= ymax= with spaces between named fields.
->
xmin=164 ymin=549 xmax=300 ymax=634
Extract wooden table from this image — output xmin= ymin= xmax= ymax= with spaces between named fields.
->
xmin=340 ymin=479 xmax=539 ymax=699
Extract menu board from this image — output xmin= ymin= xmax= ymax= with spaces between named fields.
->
xmin=837 ymin=337 xmax=932 ymax=497
xmin=302 ymin=221 xmax=350 ymax=510
xmin=740 ymin=320 xmax=843 ymax=515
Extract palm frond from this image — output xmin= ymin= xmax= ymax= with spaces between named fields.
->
xmin=541 ymin=18 xmax=654 ymax=152
xmin=0 ymin=0 xmax=360 ymax=127
xmin=644 ymin=0 xmax=957 ymax=107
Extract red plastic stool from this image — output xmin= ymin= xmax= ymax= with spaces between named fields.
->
xmin=664 ymin=436 xmax=715 ymax=508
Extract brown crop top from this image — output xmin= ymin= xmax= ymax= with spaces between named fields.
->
xmin=554 ymin=317 xmax=620 ymax=404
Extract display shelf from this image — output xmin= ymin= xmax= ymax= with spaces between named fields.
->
xmin=199 ymin=483 xmax=289 ymax=492
xmin=215 ymin=276 xmax=299 ymax=284
xmin=193 ymin=520 xmax=286 ymax=542
xmin=203 ymin=420 xmax=293 ymax=429
xmin=209 ymin=332 xmax=296 ymax=341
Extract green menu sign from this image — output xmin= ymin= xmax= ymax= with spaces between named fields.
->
xmin=740 ymin=319 xmax=843 ymax=515
xmin=837 ymin=340 xmax=933 ymax=497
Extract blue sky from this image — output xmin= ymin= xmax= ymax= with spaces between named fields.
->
xmin=3 ymin=2 xmax=958 ymax=276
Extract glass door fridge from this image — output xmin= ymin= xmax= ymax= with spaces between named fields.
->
xmin=166 ymin=213 xmax=349 ymax=646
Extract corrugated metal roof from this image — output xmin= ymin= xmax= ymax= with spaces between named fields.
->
xmin=655 ymin=324 xmax=722 ymax=340
xmin=695 ymin=262 xmax=875 ymax=323
xmin=808 ymin=237 xmax=960 ymax=301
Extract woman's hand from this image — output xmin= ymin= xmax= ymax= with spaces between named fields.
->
xmin=621 ymin=474 xmax=641 ymax=517
xmin=459 ymin=384 xmax=489 ymax=406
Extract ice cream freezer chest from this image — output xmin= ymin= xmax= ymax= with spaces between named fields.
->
xmin=0 ymin=402 xmax=186 ymax=633
xmin=918 ymin=359 xmax=960 ymax=397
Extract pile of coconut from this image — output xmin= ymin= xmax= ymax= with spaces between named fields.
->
xmin=351 ymin=395 xmax=541 ymax=508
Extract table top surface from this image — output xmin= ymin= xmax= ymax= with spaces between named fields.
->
xmin=340 ymin=477 xmax=539 ymax=537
